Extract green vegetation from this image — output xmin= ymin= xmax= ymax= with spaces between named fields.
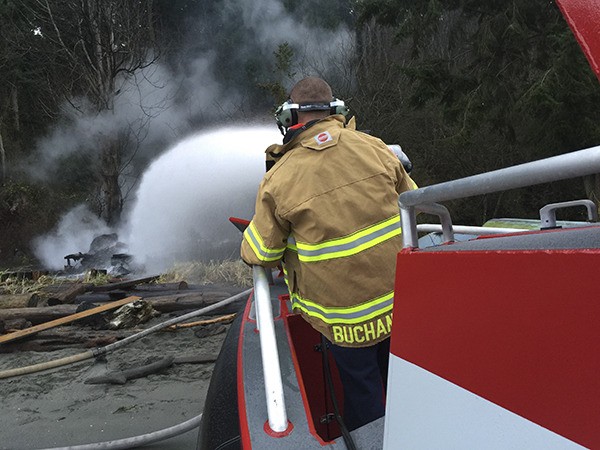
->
xmin=0 ymin=271 xmax=105 ymax=294
xmin=352 ymin=0 xmax=600 ymax=224
xmin=0 ymin=260 xmax=250 ymax=296
xmin=158 ymin=260 xmax=253 ymax=287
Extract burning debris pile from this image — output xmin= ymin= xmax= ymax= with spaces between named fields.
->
xmin=63 ymin=233 xmax=134 ymax=276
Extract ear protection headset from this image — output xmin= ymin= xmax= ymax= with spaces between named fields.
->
xmin=275 ymin=98 xmax=349 ymax=132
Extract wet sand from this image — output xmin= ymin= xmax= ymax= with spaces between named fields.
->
xmin=0 ymin=316 xmax=232 ymax=449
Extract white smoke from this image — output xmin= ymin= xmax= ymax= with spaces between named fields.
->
xmin=32 ymin=205 xmax=113 ymax=270
xmin=229 ymin=0 xmax=353 ymax=70
xmin=30 ymin=0 xmax=353 ymax=271
xmin=27 ymin=2 xmax=353 ymax=178
xmin=26 ymin=60 xmax=227 ymax=180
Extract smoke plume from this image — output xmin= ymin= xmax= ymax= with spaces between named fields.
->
xmin=32 ymin=205 xmax=112 ymax=270
xmin=31 ymin=0 xmax=353 ymax=272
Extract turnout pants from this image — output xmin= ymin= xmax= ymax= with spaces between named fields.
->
xmin=325 ymin=337 xmax=390 ymax=431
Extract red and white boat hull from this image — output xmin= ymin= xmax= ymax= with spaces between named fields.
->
xmin=385 ymin=239 xmax=600 ymax=449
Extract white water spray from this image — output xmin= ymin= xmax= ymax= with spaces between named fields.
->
xmin=122 ymin=126 xmax=279 ymax=274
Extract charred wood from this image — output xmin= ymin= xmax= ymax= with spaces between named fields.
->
xmin=132 ymin=281 xmax=189 ymax=292
xmin=90 ymin=275 xmax=160 ymax=292
xmin=38 ymin=283 xmax=92 ymax=305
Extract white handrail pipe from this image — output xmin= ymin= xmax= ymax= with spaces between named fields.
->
xmin=417 ymin=224 xmax=528 ymax=235
xmin=252 ymin=265 xmax=288 ymax=433
xmin=400 ymin=146 xmax=600 ymax=208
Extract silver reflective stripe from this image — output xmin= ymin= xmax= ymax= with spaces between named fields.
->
xmin=244 ymin=223 xmax=285 ymax=262
xmin=287 ymin=235 xmax=297 ymax=251
xmin=286 ymin=216 xmax=401 ymax=262
xmin=298 ymin=221 xmax=400 ymax=258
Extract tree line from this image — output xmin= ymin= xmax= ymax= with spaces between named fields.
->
xmin=1 ymin=0 xmax=599 ymax=268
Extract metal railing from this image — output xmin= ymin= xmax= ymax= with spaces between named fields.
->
xmin=399 ymin=145 xmax=600 ymax=248
xmin=539 ymin=200 xmax=598 ymax=228
xmin=416 ymin=224 xmax=528 ymax=235
xmin=252 ymin=265 xmax=288 ymax=433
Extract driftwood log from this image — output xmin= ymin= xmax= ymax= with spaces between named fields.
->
xmin=0 ymin=293 xmax=41 ymax=309
xmin=145 ymin=291 xmax=243 ymax=313
xmin=90 ymin=275 xmax=160 ymax=292
xmin=0 ymin=289 xmax=246 ymax=326
xmin=0 ymin=305 xmax=78 ymax=325
xmin=0 ymin=318 xmax=30 ymax=333
xmin=38 ymin=283 xmax=91 ymax=305
xmin=72 ymin=284 xmax=194 ymax=303
xmin=132 ymin=281 xmax=189 ymax=292
xmin=84 ymin=353 xmax=219 ymax=385
xmin=0 ymin=327 xmax=135 ymax=353
xmin=0 ymin=283 xmax=92 ymax=309
xmin=0 ymin=296 xmax=141 ymax=344
xmin=165 ymin=313 xmax=236 ymax=330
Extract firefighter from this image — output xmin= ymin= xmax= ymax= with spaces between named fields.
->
xmin=241 ymin=76 xmax=416 ymax=431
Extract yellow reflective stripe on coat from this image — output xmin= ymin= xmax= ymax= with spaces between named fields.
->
xmin=281 ymin=263 xmax=290 ymax=290
xmin=287 ymin=214 xmax=401 ymax=262
xmin=290 ymin=290 xmax=394 ymax=325
xmin=243 ymin=221 xmax=286 ymax=262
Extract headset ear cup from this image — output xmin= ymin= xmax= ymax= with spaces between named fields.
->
xmin=275 ymin=100 xmax=299 ymax=127
xmin=277 ymin=109 xmax=293 ymax=127
xmin=330 ymin=98 xmax=349 ymax=117
xmin=335 ymin=104 xmax=349 ymax=116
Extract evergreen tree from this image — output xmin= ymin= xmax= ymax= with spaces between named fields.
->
xmin=353 ymin=0 xmax=600 ymax=222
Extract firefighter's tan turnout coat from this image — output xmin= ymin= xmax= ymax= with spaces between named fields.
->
xmin=241 ymin=115 xmax=416 ymax=347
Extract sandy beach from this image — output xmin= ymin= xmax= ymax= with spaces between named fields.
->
xmin=0 ymin=286 xmax=246 ymax=450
